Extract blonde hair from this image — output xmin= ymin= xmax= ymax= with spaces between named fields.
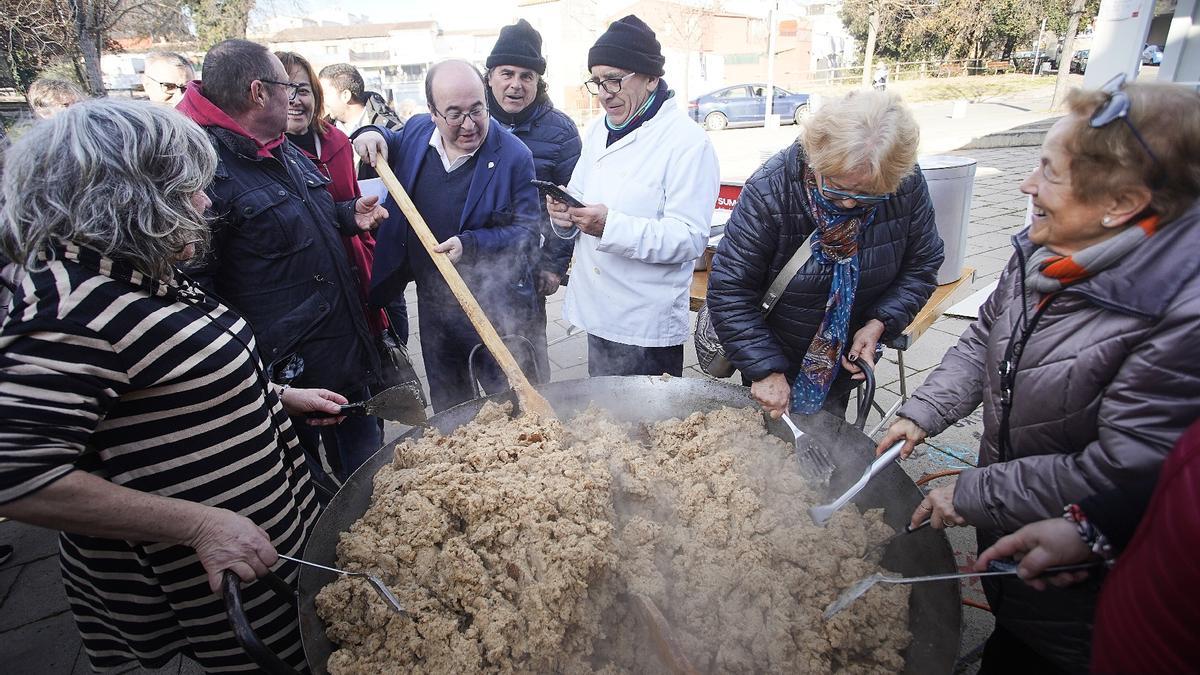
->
xmin=1063 ymin=82 xmax=1200 ymax=224
xmin=801 ymin=90 xmax=920 ymax=195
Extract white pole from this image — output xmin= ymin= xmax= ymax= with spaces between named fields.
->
xmin=765 ymin=1 xmax=778 ymax=122
xmin=1032 ymin=17 xmax=1046 ymax=75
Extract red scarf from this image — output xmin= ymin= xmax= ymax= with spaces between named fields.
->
xmin=176 ymin=81 xmax=286 ymax=158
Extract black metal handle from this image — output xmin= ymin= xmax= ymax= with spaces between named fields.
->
xmin=307 ymin=402 xmax=366 ymax=419
xmin=851 ymin=357 xmax=876 ymax=431
xmin=468 ymin=334 xmax=542 ymax=398
xmin=222 ymin=569 xmax=301 ymax=675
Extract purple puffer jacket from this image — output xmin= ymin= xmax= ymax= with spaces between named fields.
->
xmin=897 ymin=199 xmax=1200 ymax=672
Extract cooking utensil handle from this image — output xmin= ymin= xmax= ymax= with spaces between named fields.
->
xmin=307 ymin=402 xmax=366 ymax=419
xmin=891 ymin=560 xmax=1102 ymax=585
xmin=780 ymin=413 xmax=804 ymax=440
xmin=985 ymin=558 xmax=1101 ymax=576
xmin=373 ymin=161 xmax=554 ymax=419
xmin=221 ymin=570 xmax=301 ymax=675
xmin=826 ymin=440 xmax=905 ymax=513
xmin=278 ymin=553 xmax=347 ymax=577
xmin=905 ymin=518 xmax=932 ymax=534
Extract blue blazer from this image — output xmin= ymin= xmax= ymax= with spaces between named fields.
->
xmin=366 ymin=114 xmax=541 ymax=310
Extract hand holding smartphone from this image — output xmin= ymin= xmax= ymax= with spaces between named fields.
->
xmin=531 ymin=179 xmax=585 ymax=208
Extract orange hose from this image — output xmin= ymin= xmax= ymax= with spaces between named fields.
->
xmin=916 ymin=469 xmax=962 ymax=486
xmin=963 ymin=598 xmax=992 ymax=612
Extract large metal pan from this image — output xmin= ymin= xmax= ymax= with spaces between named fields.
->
xmin=295 ymin=376 xmax=961 ymax=673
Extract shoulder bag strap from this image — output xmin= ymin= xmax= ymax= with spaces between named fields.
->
xmin=760 ymin=146 xmax=813 ymax=315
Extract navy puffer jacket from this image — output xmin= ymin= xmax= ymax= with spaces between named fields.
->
xmin=495 ymin=98 xmax=582 ymax=277
xmin=707 ymin=142 xmax=943 ymax=382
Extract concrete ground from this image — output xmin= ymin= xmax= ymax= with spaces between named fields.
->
xmin=0 ymin=111 xmax=1043 ymax=673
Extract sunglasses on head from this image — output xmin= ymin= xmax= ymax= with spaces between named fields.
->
xmin=1091 ymin=73 xmax=1162 ymax=181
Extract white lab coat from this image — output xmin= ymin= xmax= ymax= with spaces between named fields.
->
xmin=563 ymin=100 xmax=720 ymax=347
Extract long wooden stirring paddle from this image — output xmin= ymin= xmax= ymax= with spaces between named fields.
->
xmin=371 ymin=159 xmax=556 ymax=419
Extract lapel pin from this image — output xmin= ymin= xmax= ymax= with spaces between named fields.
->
xmin=488 ymin=161 xmax=495 ymax=169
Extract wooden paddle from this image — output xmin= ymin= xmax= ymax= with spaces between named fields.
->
xmin=371 ymin=159 xmax=556 ymax=419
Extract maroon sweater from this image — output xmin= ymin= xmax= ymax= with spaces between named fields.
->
xmin=1091 ymin=418 xmax=1200 ymax=673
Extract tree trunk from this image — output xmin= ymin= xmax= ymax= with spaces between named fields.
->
xmin=861 ymin=3 xmax=879 ymax=88
xmin=66 ymin=0 xmax=105 ymax=94
xmin=1052 ymin=0 xmax=1086 ymax=109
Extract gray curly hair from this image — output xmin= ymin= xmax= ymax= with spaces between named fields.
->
xmin=0 ymin=98 xmax=217 ymax=281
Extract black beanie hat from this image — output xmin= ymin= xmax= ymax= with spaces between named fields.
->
xmin=486 ymin=19 xmax=547 ymax=75
xmin=588 ymin=14 xmax=665 ymax=77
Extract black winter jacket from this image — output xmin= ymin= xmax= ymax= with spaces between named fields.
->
xmin=707 ymin=142 xmax=943 ymax=382
xmin=495 ymin=98 xmax=582 ymax=277
xmin=190 ymin=128 xmax=381 ymax=398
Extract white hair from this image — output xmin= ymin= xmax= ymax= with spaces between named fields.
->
xmin=0 ymin=98 xmax=217 ymax=280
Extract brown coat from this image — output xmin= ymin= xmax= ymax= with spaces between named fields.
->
xmin=898 ymin=200 xmax=1200 ymax=671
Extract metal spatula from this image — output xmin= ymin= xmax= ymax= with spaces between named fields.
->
xmin=781 ymin=413 xmax=835 ymax=485
xmin=823 ymin=558 xmax=1102 ymax=619
xmin=808 ymin=439 xmax=905 ymax=526
xmin=308 ymin=382 xmax=428 ymax=426
xmin=279 ymin=554 xmax=409 ymax=616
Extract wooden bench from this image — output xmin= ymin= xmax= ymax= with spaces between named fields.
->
xmin=986 ymin=59 xmax=1011 ymax=74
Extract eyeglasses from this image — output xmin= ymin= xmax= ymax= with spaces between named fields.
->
xmin=145 ymin=74 xmax=186 ymax=94
xmin=1091 ymin=73 xmax=1162 ymax=179
xmin=583 ymin=72 xmax=635 ymax=96
xmin=259 ymin=78 xmax=305 ymax=101
xmin=431 ymin=103 xmax=488 ymax=126
xmin=818 ymin=174 xmax=889 ymax=205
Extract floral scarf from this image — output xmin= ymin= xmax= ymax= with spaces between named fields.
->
xmin=790 ymin=166 xmax=879 ymax=414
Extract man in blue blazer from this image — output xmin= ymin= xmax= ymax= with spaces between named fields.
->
xmin=353 ymin=59 xmax=541 ymax=412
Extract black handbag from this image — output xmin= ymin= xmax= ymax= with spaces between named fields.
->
xmin=695 ymin=149 xmax=810 ymax=378
xmin=695 ymin=241 xmax=813 ymax=377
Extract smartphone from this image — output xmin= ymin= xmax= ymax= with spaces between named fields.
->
xmin=531 ymin=179 xmax=585 ymax=208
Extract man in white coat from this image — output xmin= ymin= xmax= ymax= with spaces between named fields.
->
xmin=546 ymin=14 xmax=719 ymax=377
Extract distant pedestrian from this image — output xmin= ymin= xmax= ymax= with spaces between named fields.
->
xmin=26 ymin=78 xmax=87 ymax=119
xmin=872 ymin=64 xmax=888 ymax=91
xmin=141 ymin=51 xmax=195 ymax=107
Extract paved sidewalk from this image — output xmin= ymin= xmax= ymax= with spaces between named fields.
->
xmin=0 ymin=137 xmax=1041 ymax=672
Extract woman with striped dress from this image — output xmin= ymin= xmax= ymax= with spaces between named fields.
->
xmin=0 ymin=99 xmax=346 ymax=671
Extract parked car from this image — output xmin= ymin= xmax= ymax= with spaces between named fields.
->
xmin=688 ymin=84 xmax=811 ymax=131
xmin=1142 ymin=44 xmax=1164 ymax=65
xmin=1070 ymin=49 xmax=1089 ymax=74
xmin=1011 ymin=50 xmax=1054 ymax=72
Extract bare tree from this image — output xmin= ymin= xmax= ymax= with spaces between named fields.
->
xmin=660 ymin=0 xmax=720 ymax=105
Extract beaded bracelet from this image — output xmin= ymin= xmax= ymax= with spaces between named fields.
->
xmin=1063 ymin=504 xmax=1114 ymax=560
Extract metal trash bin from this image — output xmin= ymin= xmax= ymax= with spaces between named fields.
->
xmin=919 ymin=155 xmax=976 ymax=284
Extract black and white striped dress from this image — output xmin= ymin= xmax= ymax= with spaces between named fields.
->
xmin=0 ymin=243 xmax=319 ymax=671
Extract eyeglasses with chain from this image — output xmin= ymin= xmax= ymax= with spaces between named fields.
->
xmin=431 ymin=103 xmax=488 ymax=127
xmin=258 ymin=78 xmax=305 ymax=102
xmin=583 ymin=72 xmax=635 ymax=96
xmin=1090 ymin=73 xmax=1163 ymax=183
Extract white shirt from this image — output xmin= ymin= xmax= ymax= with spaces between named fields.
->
xmin=429 ymin=128 xmax=480 ymax=173
xmin=563 ymin=101 xmax=720 ymax=347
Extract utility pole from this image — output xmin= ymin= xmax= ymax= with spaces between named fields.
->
xmin=1032 ymin=17 xmax=1046 ymax=75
